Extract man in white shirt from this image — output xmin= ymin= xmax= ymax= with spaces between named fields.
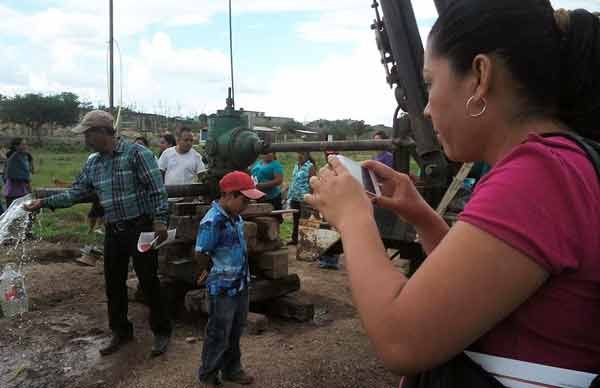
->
xmin=158 ymin=127 xmax=206 ymax=185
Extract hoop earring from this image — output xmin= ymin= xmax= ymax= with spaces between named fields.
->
xmin=466 ymin=96 xmax=487 ymax=118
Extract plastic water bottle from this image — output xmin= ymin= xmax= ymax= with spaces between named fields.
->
xmin=0 ymin=263 xmax=29 ymax=318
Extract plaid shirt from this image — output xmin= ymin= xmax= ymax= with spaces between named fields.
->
xmin=195 ymin=201 xmax=249 ymax=296
xmin=44 ymin=141 xmax=169 ymax=224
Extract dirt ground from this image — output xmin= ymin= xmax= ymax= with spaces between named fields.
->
xmin=0 ymin=241 xmax=403 ymax=388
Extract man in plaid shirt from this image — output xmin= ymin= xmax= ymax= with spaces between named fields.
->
xmin=26 ymin=110 xmax=172 ymax=357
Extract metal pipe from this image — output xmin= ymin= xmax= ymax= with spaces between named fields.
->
xmin=264 ymin=138 xmax=413 ymax=153
xmin=34 ymin=183 xmax=210 ymax=200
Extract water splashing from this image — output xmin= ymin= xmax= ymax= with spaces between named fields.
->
xmin=0 ymin=195 xmax=34 ymax=318
xmin=0 ymin=194 xmax=34 ymax=247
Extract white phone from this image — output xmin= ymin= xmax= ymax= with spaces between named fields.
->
xmin=335 ymin=155 xmax=381 ymax=197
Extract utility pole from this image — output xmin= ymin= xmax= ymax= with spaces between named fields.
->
xmin=109 ymin=0 xmax=114 ymax=115
xmin=228 ymin=0 xmax=235 ymax=109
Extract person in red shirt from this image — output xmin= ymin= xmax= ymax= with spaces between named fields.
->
xmin=305 ymin=0 xmax=600 ymax=380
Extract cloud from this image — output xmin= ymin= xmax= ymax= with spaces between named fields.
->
xmin=296 ymin=10 xmax=371 ymax=44
xmin=0 ymin=0 xmax=433 ymax=126
xmin=3 ymin=0 xmax=599 ymax=128
xmin=243 ymin=39 xmax=397 ymax=125
xmin=122 ymin=32 xmax=232 ymax=116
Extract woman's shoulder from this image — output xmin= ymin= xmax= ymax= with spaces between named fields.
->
xmin=482 ymin=133 xmax=597 ymax=187
xmin=462 ymin=132 xmax=600 ymax=274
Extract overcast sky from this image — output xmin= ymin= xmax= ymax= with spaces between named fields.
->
xmin=1 ymin=0 xmax=598 ymax=126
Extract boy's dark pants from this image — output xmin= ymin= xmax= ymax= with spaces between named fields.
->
xmin=198 ymin=288 xmax=249 ymax=383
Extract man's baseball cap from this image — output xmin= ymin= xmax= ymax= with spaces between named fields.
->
xmin=219 ymin=171 xmax=265 ymax=200
xmin=72 ymin=110 xmax=114 ymax=134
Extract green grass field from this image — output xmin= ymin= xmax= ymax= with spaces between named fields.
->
xmin=26 ymin=145 xmax=410 ymax=244
xmin=30 ymin=147 xmax=101 ymax=244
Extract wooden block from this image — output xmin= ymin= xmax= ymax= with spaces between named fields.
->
xmin=184 ymin=289 xmax=208 ymax=314
xmin=244 ymin=221 xmax=258 ymax=252
xmin=174 ymin=202 xmax=202 ymax=216
xmin=169 ymin=215 xmax=200 ymax=241
xmin=265 ymin=294 xmax=314 ymax=322
xmin=248 ymin=239 xmax=283 ymax=255
xmin=241 ymin=203 xmax=274 ymax=218
xmin=246 ymin=235 xmax=258 ymax=253
xmin=182 ymin=275 xmax=300 ymax=316
xmin=194 ymin=252 xmax=211 ymax=272
xmin=162 ymin=253 xmax=211 ymax=286
xmin=250 ymin=249 xmax=288 ymax=279
xmin=249 ymin=274 xmax=300 ymax=302
xmin=253 ymin=217 xmax=280 ymax=241
xmin=244 ymin=221 xmax=257 ymax=238
xmin=196 ymin=204 xmax=212 ymax=218
xmin=159 ymin=239 xmax=195 ymax=260
xmin=163 ymin=258 xmax=195 ymax=284
xmin=245 ymin=312 xmax=268 ymax=335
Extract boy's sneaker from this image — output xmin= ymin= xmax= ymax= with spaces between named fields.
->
xmin=223 ymin=370 xmax=254 ymax=385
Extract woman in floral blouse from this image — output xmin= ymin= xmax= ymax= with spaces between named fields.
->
xmin=286 ymin=152 xmax=316 ymax=245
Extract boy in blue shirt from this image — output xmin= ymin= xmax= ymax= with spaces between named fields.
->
xmin=196 ymin=171 xmax=265 ymax=387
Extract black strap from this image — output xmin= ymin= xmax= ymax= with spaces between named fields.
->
xmin=540 ymin=132 xmax=600 ymax=181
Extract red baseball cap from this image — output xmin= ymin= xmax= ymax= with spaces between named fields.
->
xmin=219 ymin=171 xmax=265 ymax=200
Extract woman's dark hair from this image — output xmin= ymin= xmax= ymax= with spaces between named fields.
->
xmin=161 ymin=134 xmax=176 ymax=147
xmin=429 ymin=0 xmax=600 ymax=141
xmin=373 ymin=130 xmax=389 ymax=140
xmin=7 ymin=137 xmax=23 ymax=159
xmin=9 ymin=137 xmax=23 ymax=150
xmin=135 ymin=136 xmax=149 ymax=147
xmin=299 ymin=152 xmax=316 ymax=167
xmin=261 ymin=152 xmax=277 ymax=160
xmin=177 ymin=127 xmax=193 ymax=139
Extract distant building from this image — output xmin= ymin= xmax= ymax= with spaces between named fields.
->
xmin=239 ymin=109 xmax=294 ymax=130
xmin=118 ymin=110 xmax=203 ymax=134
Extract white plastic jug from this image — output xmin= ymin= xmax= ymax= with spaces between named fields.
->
xmin=0 ymin=262 xmax=29 ymax=318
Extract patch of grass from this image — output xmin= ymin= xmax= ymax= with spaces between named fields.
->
xmin=280 ymin=218 xmax=293 ymax=242
xmin=29 ymin=147 xmax=97 ymax=244
xmin=32 ymin=205 xmax=102 ymax=245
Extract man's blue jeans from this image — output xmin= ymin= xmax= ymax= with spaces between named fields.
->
xmin=198 ymin=288 xmax=249 ymax=384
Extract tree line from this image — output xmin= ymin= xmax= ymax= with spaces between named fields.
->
xmin=0 ymin=92 xmax=88 ymax=140
xmin=0 ymin=92 xmax=390 ymax=141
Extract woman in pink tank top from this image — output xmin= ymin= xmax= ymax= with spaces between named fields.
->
xmin=304 ymin=0 xmax=600 ymax=382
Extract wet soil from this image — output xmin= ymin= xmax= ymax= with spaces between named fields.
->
xmin=0 ymin=242 xmax=403 ymax=388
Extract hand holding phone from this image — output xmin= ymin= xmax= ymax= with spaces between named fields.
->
xmin=334 ymin=155 xmax=381 ymax=197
